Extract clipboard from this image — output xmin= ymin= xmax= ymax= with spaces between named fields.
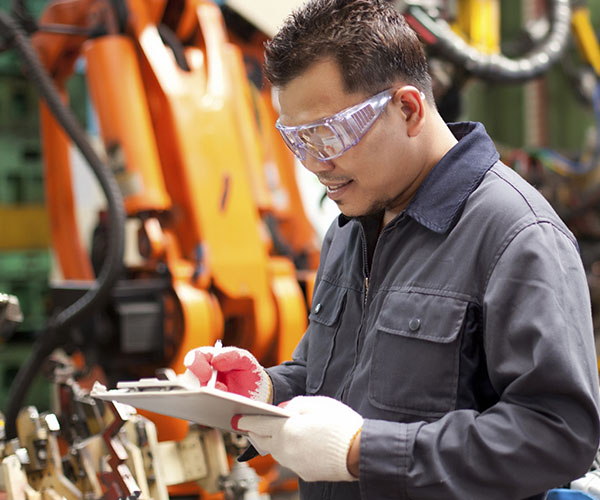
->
xmin=91 ymin=380 xmax=290 ymax=435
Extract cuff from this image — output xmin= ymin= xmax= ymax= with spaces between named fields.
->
xmin=358 ymin=419 xmax=419 ymax=500
xmin=265 ymin=367 xmax=301 ymax=405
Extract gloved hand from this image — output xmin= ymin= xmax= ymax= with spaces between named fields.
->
xmin=235 ymin=396 xmax=363 ymax=482
xmin=179 ymin=345 xmax=272 ymax=402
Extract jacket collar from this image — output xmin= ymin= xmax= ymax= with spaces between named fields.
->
xmin=338 ymin=121 xmax=499 ymax=234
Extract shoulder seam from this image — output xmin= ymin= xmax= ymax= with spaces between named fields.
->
xmin=488 ymin=164 xmax=539 ymax=219
xmin=483 ymin=219 xmax=578 ymax=294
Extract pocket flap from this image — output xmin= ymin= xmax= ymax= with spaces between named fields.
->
xmin=376 ymin=291 xmax=468 ymax=343
xmin=308 ymin=280 xmax=346 ymax=326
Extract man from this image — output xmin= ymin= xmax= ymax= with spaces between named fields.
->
xmin=183 ymin=0 xmax=600 ymax=498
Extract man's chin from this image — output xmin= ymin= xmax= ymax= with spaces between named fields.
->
xmin=340 ymin=207 xmax=385 ymax=223
xmin=338 ymin=206 xmax=362 ymax=219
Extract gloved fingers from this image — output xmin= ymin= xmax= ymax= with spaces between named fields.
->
xmin=232 ymin=397 xmax=364 ymax=483
xmin=284 ymin=395 xmax=356 ymax=415
xmin=211 ymin=347 xmax=270 ymax=401
xmin=282 ymin=395 xmax=314 ymax=413
xmin=232 ymin=396 xmax=364 ymax=483
xmin=211 ymin=347 xmax=259 ymax=373
xmin=221 ymin=370 xmax=263 ymax=399
xmin=182 ymin=347 xmax=214 ymax=384
xmin=234 ymin=414 xmax=283 ymax=437
xmin=182 ymin=345 xmax=270 ymax=400
xmin=233 ymin=415 xmax=281 ymax=457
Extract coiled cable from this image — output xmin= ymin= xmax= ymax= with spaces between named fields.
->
xmin=402 ymin=0 xmax=572 ymax=82
xmin=0 ymin=8 xmax=126 ymax=439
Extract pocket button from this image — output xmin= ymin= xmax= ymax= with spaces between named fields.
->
xmin=314 ymin=303 xmax=322 ymax=314
xmin=408 ymin=318 xmax=421 ymax=331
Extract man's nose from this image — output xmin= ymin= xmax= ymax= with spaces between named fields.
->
xmin=301 ymin=154 xmax=334 ymax=174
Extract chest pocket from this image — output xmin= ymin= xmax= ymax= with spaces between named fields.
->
xmin=305 ymin=281 xmax=347 ymax=394
xmin=369 ymin=291 xmax=468 ymax=417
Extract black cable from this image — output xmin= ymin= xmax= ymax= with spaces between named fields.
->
xmin=158 ymin=23 xmax=190 ymax=71
xmin=403 ymin=0 xmax=572 ymax=82
xmin=0 ymin=10 xmax=126 ymax=438
xmin=10 ymin=0 xmax=37 ymax=35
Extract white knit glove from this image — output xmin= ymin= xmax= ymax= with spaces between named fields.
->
xmin=179 ymin=346 xmax=271 ymax=402
xmin=235 ymin=396 xmax=363 ymax=482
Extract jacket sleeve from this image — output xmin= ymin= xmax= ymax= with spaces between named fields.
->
xmin=266 ymin=219 xmax=339 ymax=405
xmin=359 ymin=221 xmax=600 ymax=500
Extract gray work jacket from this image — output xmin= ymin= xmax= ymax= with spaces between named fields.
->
xmin=267 ymin=122 xmax=600 ymax=500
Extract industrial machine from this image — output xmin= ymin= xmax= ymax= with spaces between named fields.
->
xmin=396 ymin=0 xmax=599 ymax=116
xmin=399 ymin=0 xmax=600 ymax=342
xmin=1 ymin=0 xmax=600 ymax=499
xmin=0 ymin=0 xmax=320 ymax=498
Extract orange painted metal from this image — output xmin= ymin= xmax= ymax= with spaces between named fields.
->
xmin=127 ymin=0 xmax=281 ymax=360
xmin=229 ymin=28 xmax=321 ymax=272
xmin=31 ymin=0 xmax=320 ymax=496
xmin=83 ymin=36 xmax=172 ymax=213
xmin=40 ymin=100 xmax=94 ymax=280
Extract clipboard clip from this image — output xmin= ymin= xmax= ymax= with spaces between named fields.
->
xmin=115 ymin=378 xmax=189 ymax=392
xmin=92 ymin=369 xmax=192 ymax=394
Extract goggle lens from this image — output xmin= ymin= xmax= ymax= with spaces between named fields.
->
xmin=276 ymin=88 xmax=397 ymax=161
xmin=279 ymin=129 xmax=304 ymax=160
xmin=299 ymin=125 xmax=343 ymax=159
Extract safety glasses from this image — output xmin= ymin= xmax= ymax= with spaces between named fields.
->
xmin=275 ymin=88 xmax=395 ymax=161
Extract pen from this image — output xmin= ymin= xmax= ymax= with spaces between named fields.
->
xmin=207 ymin=339 xmax=222 ymax=389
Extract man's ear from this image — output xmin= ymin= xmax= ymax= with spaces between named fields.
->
xmin=393 ymin=86 xmax=426 ymax=137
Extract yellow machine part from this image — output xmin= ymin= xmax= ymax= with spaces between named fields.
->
xmin=0 ymin=205 xmax=50 ymax=250
xmin=571 ymin=6 xmax=600 ymax=77
xmin=454 ymin=0 xmax=500 ymax=55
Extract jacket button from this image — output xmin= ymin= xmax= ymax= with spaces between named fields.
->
xmin=315 ymin=303 xmax=322 ymax=314
xmin=409 ymin=318 xmax=421 ymax=331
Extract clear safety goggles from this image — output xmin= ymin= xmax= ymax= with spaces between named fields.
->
xmin=275 ymin=88 xmax=395 ymax=161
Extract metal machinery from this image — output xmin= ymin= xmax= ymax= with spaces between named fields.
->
xmin=0 ymin=0 xmax=320 ymax=498
xmin=0 ymin=0 xmax=600 ymax=499
xmin=396 ymin=1 xmax=600 ymax=335
xmin=394 ymin=0 xmax=598 ymax=112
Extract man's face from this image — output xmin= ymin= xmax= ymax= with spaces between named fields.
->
xmin=277 ymin=59 xmax=426 ymax=223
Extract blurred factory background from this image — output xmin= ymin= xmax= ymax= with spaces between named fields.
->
xmin=0 ymin=1 xmax=599 ymax=499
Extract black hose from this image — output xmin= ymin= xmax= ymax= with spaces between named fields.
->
xmin=404 ymin=0 xmax=572 ymax=82
xmin=0 ymin=10 xmax=126 ymax=438
xmin=10 ymin=0 xmax=37 ymax=35
xmin=158 ymin=23 xmax=190 ymax=71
